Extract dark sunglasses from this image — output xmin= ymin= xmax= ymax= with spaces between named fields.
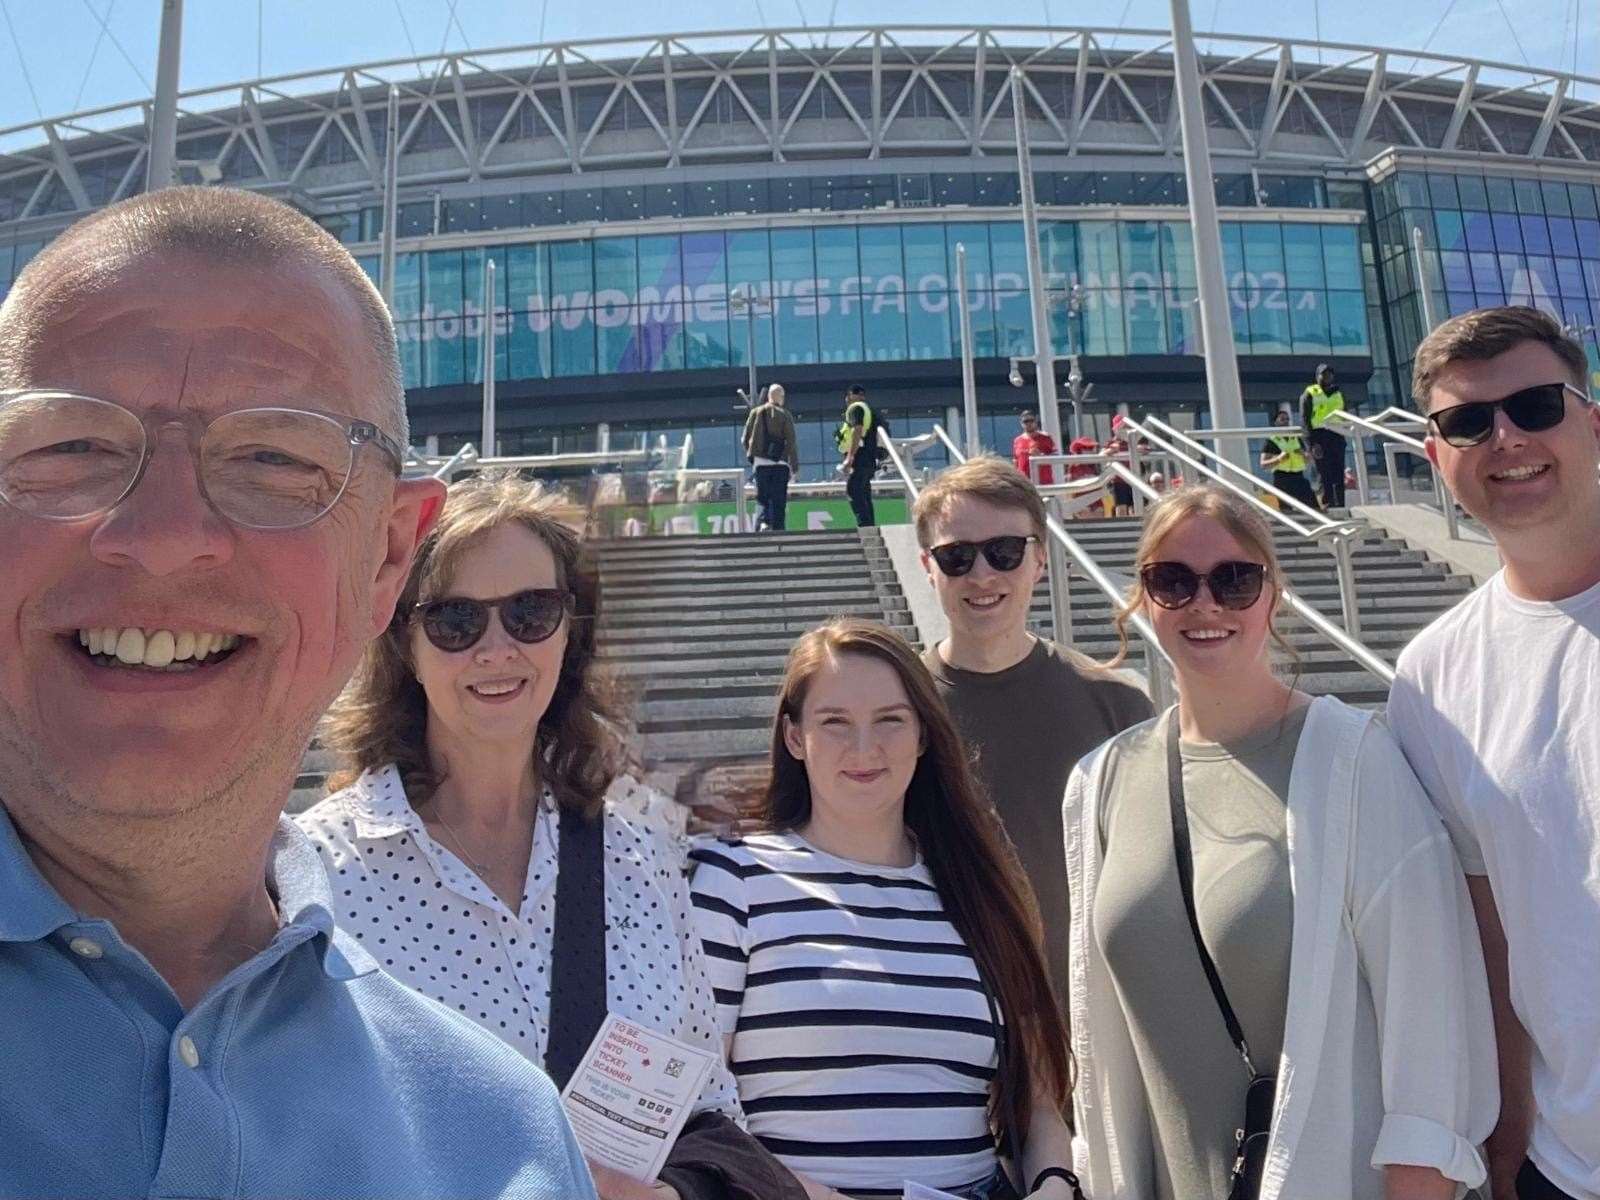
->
xmin=1140 ymin=561 xmax=1269 ymax=611
xmin=409 ymin=588 xmax=573 ymax=653
xmin=927 ymin=535 xmax=1038 ymax=577
xmin=1428 ymin=382 xmax=1586 ymax=449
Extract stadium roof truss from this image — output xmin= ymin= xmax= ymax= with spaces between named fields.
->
xmin=1 ymin=24 xmax=1598 ymax=228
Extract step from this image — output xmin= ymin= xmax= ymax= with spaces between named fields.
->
xmin=600 ymin=605 xmax=904 ymax=632
xmin=605 ymin=578 xmax=889 ymax=601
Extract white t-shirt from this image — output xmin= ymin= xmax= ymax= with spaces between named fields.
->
xmin=1389 ymin=572 xmax=1600 ymax=1200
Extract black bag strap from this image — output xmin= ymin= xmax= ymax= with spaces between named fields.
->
xmin=544 ymin=802 xmax=608 ymax=1090
xmin=1167 ymin=709 xmax=1258 ymax=1080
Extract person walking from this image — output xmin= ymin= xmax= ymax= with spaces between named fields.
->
xmin=1066 ymin=483 xmax=1497 ymax=1200
xmin=1259 ymin=407 xmax=1320 ymax=510
xmin=1299 ymin=363 xmax=1349 ymax=509
xmin=691 ymin=620 xmax=1080 ymax=1200
xmin=914 ymin=455 xmax=1151 ymax=1025
xmin=1387 ymin=306 xmax=1600 ymax=1200
xmin=743 ymin=383 xmax=799 ymax=532
xmin=837 ymin=384 xmax=880 ymax=527
xmin=1012 ymin=409 xmax=1059 ymax=485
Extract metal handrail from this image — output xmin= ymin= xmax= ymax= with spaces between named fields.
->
xmin=1120 ymin=416 xmax=1368 ymax=640
xmin=926 ymin=425 xmax=1175 ymax=707
xmin=1323 ymin=410 xmax=1462 ymax=540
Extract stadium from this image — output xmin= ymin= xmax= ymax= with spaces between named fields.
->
xmin=2 ymin=21 xmax=1599 ymax=482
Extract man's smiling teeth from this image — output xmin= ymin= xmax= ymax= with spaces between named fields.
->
xmin=1490 ymin=464 xmax=1549 ymax=481
xmin=965 ymin=595 xmax=1004 ymax=608
xmin=76 ymin=627 xmax=241 ymax=667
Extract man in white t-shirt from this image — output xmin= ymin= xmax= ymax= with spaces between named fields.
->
xmin=1386 ymin=306 xmax=1600 ymax=1200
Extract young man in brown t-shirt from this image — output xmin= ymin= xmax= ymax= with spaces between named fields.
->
xmin=916 ymin=455 xmax=1152 ymax=1018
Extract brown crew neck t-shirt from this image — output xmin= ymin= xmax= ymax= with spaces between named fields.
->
xmin=923 ymin=637 xmax=1152 ymax=1020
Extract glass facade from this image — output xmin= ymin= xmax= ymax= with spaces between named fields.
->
xmin=1375 ymin=169 xmax=1600 ymax=402
xmin=357 ymin=216 xmax=1369 ymax=390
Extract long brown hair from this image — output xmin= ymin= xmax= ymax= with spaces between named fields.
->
xmin=323 ymin=470 xmax=623 ymax=816
xmin=762 ymin=619 xmax=1070 ymax=1147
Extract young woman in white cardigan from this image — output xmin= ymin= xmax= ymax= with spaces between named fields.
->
xmin=1064 ymin=484 xmax=1497 ymax=1200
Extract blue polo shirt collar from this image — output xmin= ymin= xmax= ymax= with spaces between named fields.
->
xmin=0 ymin=803 xmax=376 ymax=981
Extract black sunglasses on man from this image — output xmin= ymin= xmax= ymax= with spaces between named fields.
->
xmin=1427 ymin=381 xmax=1590 ymax=449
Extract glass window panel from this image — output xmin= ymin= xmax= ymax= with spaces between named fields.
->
xmin=1456 ymin=173 xmax=1489 ymax=209
xmin=907 ymin=291 xmax=954 ymax=359
xmin=1079 ymin=221 xmax=1120 ymax=283
xmin=1241 ymin=223 xmax=1286 ymax=274
xmin=1290 ymin=296 xmax=1332 ymax=355
xmin=1576 ymin=219 xmax=1600 ymax=258
xmin=726 ymin=230 xmax=770 ymax=290
xmin=395 ymin=321 xmax=423 ymax=388
xmin=858 ymin=225 xmax=904 ymax=282
xmin=550 ymin=241 xmax=593 ymax=295
xmin=593 ymin=238 xmax=636 ymax=293
xmin=814 ymin=226 xmax=859 ymax=285
xmin=1550 ymin=217 xmax=1580 ymax=259
xmin=728 ymin=178 xmax=768 ymax=215
xmin=509 ymin=311 xmax=552 ymax=380
xmin=1433 ymin=209 xmax=1468 ymax=253
xmin=1427 ymin=173 xmax=1461 ymax=209
xmin=1321 ymin=224 xmax=1362 ymax=290
xmin=644 ymin=183 xmax=685 ymax=219
xmin=637 ymin=235 xmax=681 ymax=289
xmin=1164 ymin=288 xmax=1200 ymax=354
xmin=1463 ymin=211 xmax=1497 ymax=252
xmin=1521 ymin=215 xmax=1552 ymax=257
xmin=817 ymin=293 xmax=865 ymax=364
xmin=1500 ymin=254 xmax=1533 ymax=303
xmin=1123 ymin=287 xmax=1168 ymax=354
xmin=992 ymin=287 xmax=1033 ymax=358
xmin=1041 ymin=221 xmax=1079 ymax=285
xmin=603 ymin=185 xmax=644 ymax=223
xmin=681 ymin=231 xmax=727 ymax=290
xmin=773 ymin=296 xmax=819 ymax=365
xmin=1119 ymin=220 xmax=1162 ymax=277
xmin=728 ymin=307 xmax=775 ymax=368
xmin=506 ymin=243 xmax=550 ymax=310
xmin=1397 ymin=172 xmax=1430 ymax=209
xmin=566 ymin=187 xmax=603 ymax=223
xmin=1159 ymin=221 xmax=1197 ymax=289
xmin=551 ymin=307 xmax=596 ymax=376
xmin=461 ymin=308 xmax=511 ymax=387
xmin=684 ymin=294 xmax=731 ymax=370
xmin=1245 ymin=295 xmax=1291 ymax=354
xmin=1470 ymin=250 xmax=1502 ymax=294
xmin=989 ymin=221 xmax=1027 ymax=278
xmin=862 ymin=289 xmax=909 ymax=362
xmin=630 ymin=301 xmax=687 ymax=372
xmin=1327 ymin=291 xmax=1369 ymax=351
xmin=1446 ymin=291 xmax=1477 ymax=318
xmin=1491 ymin=211 xmax=1523 ymax=252
xmin=1583 ymin=260 xmax=1600 ymax=300
xmin=423 ymin=249 xmax=465 ymax=312
xmin=1569 ymin=184 xmax=1600 ymax=220
xmin=770 ymin=228 xmax=815 ymax=285
xmin=1282 ymin=224 xmax=1326 ymax=288
xmin=1543 ymin=180 xmax=1572 ymax=217
xmin=1525 ymin=256 xmax=1559 ymax=303
xmin=1515 ymin=177 xmax=1545 ymax=213
xmin=685 ymin=180 xmax=728 ymax=218
xmin=1081 ymin=291 xmax=1126 ymax=355
xmin=391 ymin=252 xmax=422 ymax=321
xmin=597 ymin=307 xmax=639 ymax=372
xmin=1485 ymin=176 xmax=1517 ymax=211
xmin=1556 ymin=257 xmax=1587 ymax=302
xmin=904 ymin=223 xmax=948 ymax=280
xmin=422 ymin=317 xmax=465 ymax=386
xmin=945 ymin=222 xmax=992 ymax=289
xmin=1219 ymin=222 xmax=1246 ymax=280
xmin=1441 ymin=250 xmax=1473 ymax=293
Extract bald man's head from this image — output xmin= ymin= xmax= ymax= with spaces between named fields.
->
xmin=0 ymin=186 xmax=407 ymax=444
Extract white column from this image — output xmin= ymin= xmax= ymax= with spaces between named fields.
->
xmin=481 ymin=259 xmax=497 ymax=457
xmin=379 ymin=86 xmax=401 ymax=308
xmin=955 ymin=243 xmax=981 ymax=457
xmin=146 ymin=0 xmax=184 ymax=191
xmin=1011 ymin=68 xmax=1062 ymax=447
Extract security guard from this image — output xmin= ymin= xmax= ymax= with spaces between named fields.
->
xmin=1259 ymin=407 xmax=1319 ymax=510
xmin=1299 ymin=363 xmax=1348 ymax=509
xmin=836 ymin=384 xmax=879 ymax=527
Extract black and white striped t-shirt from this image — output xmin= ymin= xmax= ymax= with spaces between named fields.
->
xmin=689 ymin=831 xmax=999 ymax=1198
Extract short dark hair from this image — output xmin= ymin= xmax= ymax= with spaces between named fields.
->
xmin=0 ymin=186 xmax=406 ymax=442
xmin=1411 ymin=306 xmax=1587 ymax=413
xmin=1020 ymin=409 xmax=1038 ymax=420
xmin=913 ymin=453 xmax=1047 ymax=544
xmin=847 ymin=384 xmax=866 ymax=396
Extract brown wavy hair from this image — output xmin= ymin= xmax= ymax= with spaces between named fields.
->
xmin=323 ymin=470 xmax=622 ymax=816
xmin=762 ymin=619 xmax=1070 ymax=1150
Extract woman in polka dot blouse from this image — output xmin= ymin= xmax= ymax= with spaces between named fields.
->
xmin=298 ymin=472 xmax=804 ymax=1200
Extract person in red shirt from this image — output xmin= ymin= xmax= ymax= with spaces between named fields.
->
xmin=1067 ymin=434 xmax=1100 ymax=482
xmin=1011 ymin=410 xmax=1059 ymax=485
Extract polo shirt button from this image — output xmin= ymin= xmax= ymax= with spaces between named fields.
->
xmin=177 ymin=1036 xmax=201 ymax=1069
xmin=68 ymin=937 xmax=104 ymax=959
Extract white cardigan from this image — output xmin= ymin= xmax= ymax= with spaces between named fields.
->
xmin=1064 ymin=697 xmax=1498 ymax=1200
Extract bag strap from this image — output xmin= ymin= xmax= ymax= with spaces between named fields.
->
xmin=544 ymin=801 xmax=608 ymax=1090
xmin=1167 ymin=709 xmax=1257 ymax=1079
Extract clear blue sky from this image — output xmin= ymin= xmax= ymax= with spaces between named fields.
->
xmin=0 ymin=0 xmax=1590 ymax=132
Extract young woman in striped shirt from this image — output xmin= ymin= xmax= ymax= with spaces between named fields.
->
xmin=690 ymin=620 xmax=1078 ymax=1200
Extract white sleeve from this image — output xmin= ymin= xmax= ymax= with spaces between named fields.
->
xmin=687 ymin=843 xmax=752 ymax=1040
xmin=1348 ymin=722 xmax=1499 ymax=1185
xmin=1386 ymin=659 xmax=1486 ymax=875
xmin=656 ymin=837 xmax=744 ymax=1121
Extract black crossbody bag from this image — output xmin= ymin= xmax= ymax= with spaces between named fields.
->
xmin=1167 ymin=711 xmax=1276 ymax=1200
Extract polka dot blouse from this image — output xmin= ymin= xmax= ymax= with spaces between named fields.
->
xmin=296 ymin=763 xmax=740 ymax=1120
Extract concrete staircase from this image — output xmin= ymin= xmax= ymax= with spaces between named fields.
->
xmin=594 ymin=529 xmax=915 ymax=815
xmin=1033 ymin=515 xmax=1475 ymax=706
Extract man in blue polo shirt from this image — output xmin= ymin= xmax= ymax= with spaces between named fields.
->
xmin=0 ymin=188 xmax=596 ymax=1199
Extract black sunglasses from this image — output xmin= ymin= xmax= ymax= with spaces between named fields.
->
xmin=927 ymin=535 xmax=1039 ymax=577
xmin=1428 ymin=382 xmax=1586 ymax=449
xmin=1140 ymin=561 xmax=1268 ymax=611
xmin=409 ymin=588 xmax=573 ymax=653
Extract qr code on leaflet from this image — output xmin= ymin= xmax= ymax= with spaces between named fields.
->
xmin=664 ymin=1058 xmax=685 ymax=1079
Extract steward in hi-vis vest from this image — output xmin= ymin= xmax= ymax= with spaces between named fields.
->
xmin=1299 ymin=363 xmax=1349 ymax=509
xmin=838 ymin=384 xmax=879 ymax=528
xmin=1261 ymin=409 xmax=1319 ymax=511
